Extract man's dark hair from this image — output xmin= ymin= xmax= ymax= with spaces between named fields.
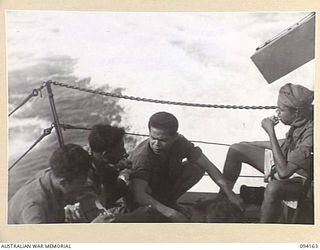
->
xmin=89 ymin=124 xmax=125 ymax=153
xmin=148 ymin=112 xmax=179 ymax=136
xmin=50 ymin=144 xmax=91 ymax=181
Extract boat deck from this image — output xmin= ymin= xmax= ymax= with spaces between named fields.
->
xmin=177 ymin=192 xmax=261 ymax=223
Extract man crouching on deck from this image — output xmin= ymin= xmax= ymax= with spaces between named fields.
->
xmin=128 ymin=111 xmax=244 ymax=222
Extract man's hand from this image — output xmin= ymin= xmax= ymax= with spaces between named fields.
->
xmin=118 ymin=168 xmax=132 ymax=185
xmin=170 ymin=203 xmax=193 ymax=219
xmin=116 ymin=158 xmax=132 ymax=171
xmin=261 ymin=116 xmax=279 ymax=134
xmin=64 ymin=202 xmax=83 ymax=223
xmin=91 ymin=213 xmax=115 ymax=223
xmin=228 ymin=194 xmax=245 ymax=212
xmin=167 ymin=209 xmax=189 ymax=222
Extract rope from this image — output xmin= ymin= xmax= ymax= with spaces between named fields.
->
xmin=60 ymin=124 xmax=92 ymax=131
xmin=10 ymin=122 xmax=263 ymax=181
xmin=50 ymin=81 xmax=277 ymax=110
xmin=8 ymin=83 xmax=46 ymax=117
xmin=202 ymin=173 xmax=264 ymax=179
xmin=9 ymin=125 xmax=54 ymax=171
xmin=61 ymin=124 xmax=262 ymax=179
xmin=59 ymin=123 xmax=232 ymax=147
xmin=126 ymin=132 xmax=231 ymax=147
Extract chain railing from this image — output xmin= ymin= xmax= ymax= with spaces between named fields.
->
xmin=50 ymin=80 xmax=278 ymax=110
xmin=8 ymin=80 xmax=277 ymax=172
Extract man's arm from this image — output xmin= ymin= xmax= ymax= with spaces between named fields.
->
xmin=131 ymin=178 xmax=187 ymax=222
xmin=21 ymin=203 xmax=47 ymax=224
xmin=268 ymin=130 xmax=296 ymax=178
xmin=195 ymin=154 xmax=244 ymax=210
xmin=261 ymin=117 xmax=301 ymax=178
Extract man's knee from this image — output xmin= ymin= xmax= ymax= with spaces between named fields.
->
xmin=227 ymin=142 xmax=247 ymax=159
xmin=264 ymin=181 xmax=282 ymax=202
xmin=183 ymin=162 xmax=205 ymax=180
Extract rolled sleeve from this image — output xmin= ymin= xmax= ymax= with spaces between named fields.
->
xmin=178 ymin=135 xmax=202 ymax=163
xmin=287 ymin=135 xmax=313 ymax=169
xmin=129 ymin=155 xmax=151 ymax=182
xmin=187 ymin=146 xmax=202 ymax=163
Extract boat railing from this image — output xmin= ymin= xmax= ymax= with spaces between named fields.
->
xmin=8 ymin=80 xmax=275 ymax=179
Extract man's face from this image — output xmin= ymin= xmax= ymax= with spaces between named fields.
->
xmin=276 ymin=102 xmax=296 ymax=125
xmin=149 ymin=126 xmax=177 ymax=155
xmin=92 ymin=140 xmax=126 ymax=165
xmin=59 ymin=174 xmax=88 ymax=196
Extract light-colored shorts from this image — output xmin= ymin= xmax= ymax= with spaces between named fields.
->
xmin=264 ymin=149 xmax=307 ymax=209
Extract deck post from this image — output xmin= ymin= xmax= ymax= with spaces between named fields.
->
xmin=45 ymin=81 xmax=64 ymax=147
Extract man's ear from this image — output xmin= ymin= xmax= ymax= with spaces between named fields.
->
xmin=173 ymin=132 xmax=179 ymax=139
xmin=170 ymin=132 xmax=179 ymax=144
xmin=51 ymin=175 xmax=68 ymax=192
xmin=57 ymin=177 xmax=68 ymax=188
xmin=295 ymin=108 xmax=301 ymax=118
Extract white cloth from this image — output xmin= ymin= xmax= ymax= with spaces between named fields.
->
xmin=264 ymin=149 xmax=307 ymax=209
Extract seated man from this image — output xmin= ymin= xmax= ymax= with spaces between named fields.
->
xmin=221 ymin=83 xmax=313 ymax=223
xmin=8 ymin=144 xmax=93 ymax=224
xmin=86 ymin=124 xmax=132 ymax=208
xmin=128 ymin=111 xmax=243 ymax=222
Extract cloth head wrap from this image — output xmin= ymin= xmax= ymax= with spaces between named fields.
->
xmin=277 ymin=83 xmax=313 ymax=109
xmin=277 ymin=83 xmax=313 ymax=127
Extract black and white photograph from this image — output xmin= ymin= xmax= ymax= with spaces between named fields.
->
xmin=6 ymin=10 xmax=315 ymax=227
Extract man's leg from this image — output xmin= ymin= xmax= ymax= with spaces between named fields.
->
xmin=113 ymin=206 xmax=169 ymax=223
xmin=166 ymin=162 xmax=205 ymax=204
xmin=222 ymin=142 xmax=265 ymax=189
xmin=260 ymin=178 xmax=303 ymax=223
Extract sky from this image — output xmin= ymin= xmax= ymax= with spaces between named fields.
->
xmin=6 ymin=11 xmax=315 ymax=192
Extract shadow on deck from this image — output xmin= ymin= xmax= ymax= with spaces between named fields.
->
xmin=177 ymin=192 xmax=261 ymax=223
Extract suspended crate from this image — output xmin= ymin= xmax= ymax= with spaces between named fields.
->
xmin=251 ymin=13 xmax=315 ymax=84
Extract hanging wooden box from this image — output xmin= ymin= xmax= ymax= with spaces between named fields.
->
xmin=251 ymin=13 xmax=315 ymax=84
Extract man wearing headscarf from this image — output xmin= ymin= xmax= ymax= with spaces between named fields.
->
xmin=220 ymin=83 xmax=313 ymax=223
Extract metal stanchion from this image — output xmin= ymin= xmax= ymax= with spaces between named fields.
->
xmin=45 ymin=81 xmax=64 ymax=147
